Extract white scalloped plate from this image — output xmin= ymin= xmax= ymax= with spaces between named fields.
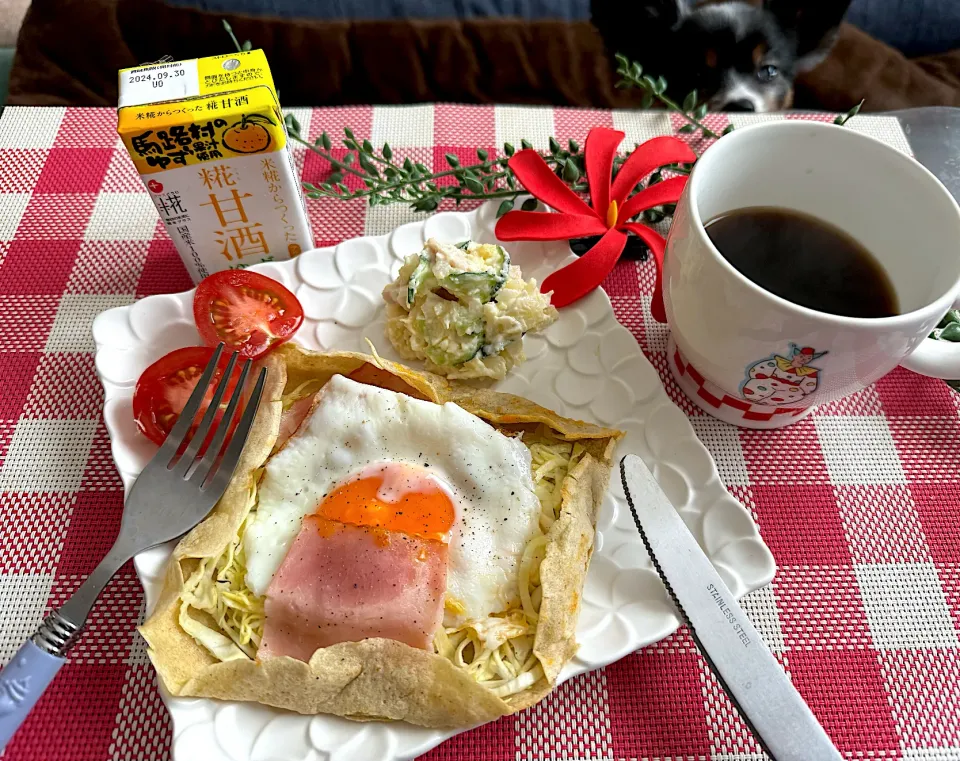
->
xmin=92 ymin=203 xmax=775 ymax=761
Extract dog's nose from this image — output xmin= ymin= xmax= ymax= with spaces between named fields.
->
xmin=723 ymin=99 xmax=756 ymax=112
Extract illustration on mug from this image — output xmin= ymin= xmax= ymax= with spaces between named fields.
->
xmin=740 ymin=344 xmax=828 ymax=406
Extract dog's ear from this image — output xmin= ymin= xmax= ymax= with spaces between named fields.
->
xmin=764 ymin=0 xmax=854 ymax=71
xmin=594 ymin=0 xmax=689 ymax=29
xmin=644 ymin=0 xmax=692 ymax=27
xmin=591 ymin=0 xmax=690 ymax=39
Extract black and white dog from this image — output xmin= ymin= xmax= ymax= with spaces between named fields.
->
xmin=593 ymin=0 xmax=854 ymax=112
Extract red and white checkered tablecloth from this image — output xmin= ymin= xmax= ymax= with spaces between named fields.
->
xmin=0 ymin=104 xmax=958 ymax=761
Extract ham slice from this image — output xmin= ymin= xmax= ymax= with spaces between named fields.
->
xmin=275 ymin=392 xmax=317 ymax=451
xmin=259 ymin=516 xmax=448 ymax=662
xmin=346 ymin=365 xmax=427 ymax=399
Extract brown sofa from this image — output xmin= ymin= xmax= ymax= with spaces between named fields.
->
xmin=8 ymin=0 xmax=960 ymax=111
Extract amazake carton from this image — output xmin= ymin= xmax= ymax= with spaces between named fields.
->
xmin=117 ymin=51 xmax=313 ymax=281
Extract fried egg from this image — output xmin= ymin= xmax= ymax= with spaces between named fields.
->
xmin=244 ymin=374 xmax=542 ymax=623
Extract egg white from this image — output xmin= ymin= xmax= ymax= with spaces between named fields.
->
xmin=245 ymin=374 xmax=542 ymax=623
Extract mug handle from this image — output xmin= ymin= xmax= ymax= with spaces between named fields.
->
xmin=900 ymin=337 xmax=960 ymax=379
xmin=901 ymin=301 xmax=960 ymax=378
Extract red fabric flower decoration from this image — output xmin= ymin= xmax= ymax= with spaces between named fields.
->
xmin=495 ymin=127 xmax=697 ymax=322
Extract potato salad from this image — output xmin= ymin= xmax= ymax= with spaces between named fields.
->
xmin=382 ymin=239 xmax=558 ymax=380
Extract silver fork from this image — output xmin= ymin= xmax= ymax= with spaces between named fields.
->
xmin=0 ymin=344 xmax=267 ymax=750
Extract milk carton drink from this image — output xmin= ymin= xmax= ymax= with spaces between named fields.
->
xmin=117 ymin=51 xmax=313 ymax=282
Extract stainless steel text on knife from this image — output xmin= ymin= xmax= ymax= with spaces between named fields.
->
xmin=706 ymin=583 xmax=753 ymax=647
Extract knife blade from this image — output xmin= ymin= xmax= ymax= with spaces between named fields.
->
xmin=620 ymin=454 xmax=842 ymax=761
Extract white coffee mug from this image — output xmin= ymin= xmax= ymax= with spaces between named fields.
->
xmin=663 ymin=120 xmax=960 ymax=429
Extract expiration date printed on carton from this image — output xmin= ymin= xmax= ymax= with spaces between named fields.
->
xmin=118 ymin=59 xmax=200 ymax=107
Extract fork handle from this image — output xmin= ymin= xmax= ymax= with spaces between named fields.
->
xmin=0 ymin=611 xmax=79 ymax=751
xmin=0 ymin=538 xmax=129 ymax=751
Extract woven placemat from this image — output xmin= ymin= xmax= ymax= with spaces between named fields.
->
xmin=0 ymin=105 xmax=958 ymax=761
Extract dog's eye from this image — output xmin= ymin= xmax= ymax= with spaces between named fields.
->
xmin=757 ymin=65 xmax=779 ymax=83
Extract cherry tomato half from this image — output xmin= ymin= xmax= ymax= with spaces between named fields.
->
xmin=132 ymin=346 xmax=244 ymax=446
xmin=193 ymin=270 xmax=304 ymax=359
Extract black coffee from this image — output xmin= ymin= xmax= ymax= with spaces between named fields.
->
xmin=704 ymin=207 xmax=899 ymax=318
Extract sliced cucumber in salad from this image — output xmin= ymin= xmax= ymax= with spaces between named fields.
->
xmin=406 ymin=255 xmax=431 ymax=306
xmin=424 ymin=331 xmax=484 ymax=366
xmin=440 ymin=245 xmax=510 ymax=304
xmin=414 ymin=294 xmax=485 ymax=367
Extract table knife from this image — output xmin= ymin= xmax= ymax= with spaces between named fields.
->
xmin=620 ymin=454 xmax=842 ymax=761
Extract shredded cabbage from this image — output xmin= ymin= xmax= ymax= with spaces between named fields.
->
xmin=527 ymin=433 xmax=587 ymax=536
xmin=280 ymin=379 xmax=323 ymax=411
xmin=178 ymin=604 xmax=248 ymax=662
xmin=434 ymin=611 xmax=539 ymax=695
xmin=436 ymin=427 xmax=586 ymax=696
xmin=179 ymin=489 xmax=265 ymax=661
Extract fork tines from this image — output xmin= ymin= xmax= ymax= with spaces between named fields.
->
xmin=162 ymin=343 xmax=267 ymax=490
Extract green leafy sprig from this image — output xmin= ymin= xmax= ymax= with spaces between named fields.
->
xmin=614 ymin=54 xmax=729 ymax=140
xmin=285 ymin=115 xmax=687 ymax=221
xmin=223 ymin=20 xmax=253 ymax=52
xmin=930 ymin=309 xmax=960 ymax=391
xmin=285 ymin=116 xmax=590 ymax=215
xmin=834 ymin=100 xmax=864 ymax=126
xmin=931 ymin=309 xmax=960 ymax=342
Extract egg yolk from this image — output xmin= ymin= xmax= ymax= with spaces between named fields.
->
xmin=316 ymin=464 xmax=456 ymax=543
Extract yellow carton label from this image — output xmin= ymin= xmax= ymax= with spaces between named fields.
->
xmin=117 ymin=50 xmax=313 ymax=282
xmin=119 ymin=89 xmax=285 ymax=175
